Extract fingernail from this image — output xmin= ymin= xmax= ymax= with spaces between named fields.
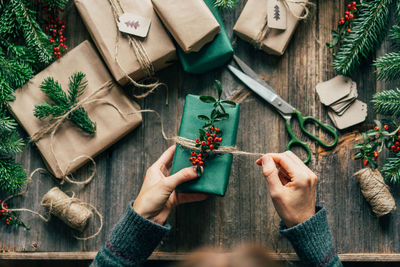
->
xmin=262 ymin=155 xmax=271 ymax=165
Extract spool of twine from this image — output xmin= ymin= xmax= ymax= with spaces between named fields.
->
xmin=41 ymin=187 xmax=93 ymax=232
xmin=354 ymin=168 xmax=396 ymax=217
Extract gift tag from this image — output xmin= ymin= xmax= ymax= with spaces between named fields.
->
xmin=316 ymin=75 xmax=352 ymax=106
xmin=117 ymin=13 xmax=151 ymax=38
xmin=328 ymin=100 xmax=367 ymax=130
xmin=267 ymin=0 xmax=287 ymax=30
xmin=330 ymin=81 xmax=358 ymax=114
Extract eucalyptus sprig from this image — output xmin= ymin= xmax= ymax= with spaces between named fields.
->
xmin=188 ymin=81 xmax=237 ymax=177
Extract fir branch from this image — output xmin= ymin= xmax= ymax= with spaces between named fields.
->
xmin=333 ymin=0 xmax=392 ymax=75
xmin=213 ymin=0 xmax=239 ymax=9
xmin=389 ymin=25 xmax=400 ymax=47
xmin=381 ymin=156 xmax=400 ymax=184
xmin=9 ymin=0 xmax=53 ymax=65
xmin=0 ymin=158 xmax=26 ymax=195
xmin=374 ymin=52 xmax=400 ymax=80
xmin=42 ymin=0 xmax=69 ymax=9
xmin=0 ymin=112 xmax=24 ymax=156
xmin=372 ymin=89 xmax=400 ymax=116
xmin=34 ymin=72 xmax=96 ymax=134
xmin=0 ymin=48 xmax=34 ymax=90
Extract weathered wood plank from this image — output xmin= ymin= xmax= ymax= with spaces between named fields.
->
xmin=1 ymin=0 xmax=400 ymax=260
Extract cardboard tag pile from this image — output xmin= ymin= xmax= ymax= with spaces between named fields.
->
xmin=316 ymin=75 xmax=367 ymax=130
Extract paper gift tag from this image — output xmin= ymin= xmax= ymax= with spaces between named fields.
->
xmin=328 ymin=100 xmax=367 ymax=130
xmin=316 ymin=75 xmax=352 ymax=106
xmin=118 ymin=13 xmax=151 ymax=38
xmin=267 ymin=0 xmax=287 ymax=30
xmin=330 ymin=81 xmax=358 ymax=114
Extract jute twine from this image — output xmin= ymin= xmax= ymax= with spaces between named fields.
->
xmin=107 ymin=0 xmax=165 ymax=99
xmin=354 ymin=168 xmax=396 ymax=217
xmin=1 ymin=169 xmax=103 ymax=240
xmin=254 ymin=0 xmax=314 ymax=49
xmin=31 ymin=80 xmax=125 ymax=185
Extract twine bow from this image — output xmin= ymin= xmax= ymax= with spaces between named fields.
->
xmin=31 ymin=80 xmax=127 ymax=185
xmin=107 ymin=0 xmax=166 ymax=100
xmin=255 ymin=0 xmax=314 ymax=48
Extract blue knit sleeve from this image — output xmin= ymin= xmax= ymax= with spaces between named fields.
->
xmin=91 ymin=201 xmax=171 ymax=267
xmin=279 ymin=206 xmax=342 ymax=267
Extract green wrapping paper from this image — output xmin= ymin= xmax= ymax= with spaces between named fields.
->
xmin=177 ymin=0 xmax=234 ymax=74
xmin=171 ymin=94 xmax=240 ymax=196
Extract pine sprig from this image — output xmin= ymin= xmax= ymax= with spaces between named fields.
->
xmin=374 ymin=52 xmax=400 ymax=80
xmin=333 ymin=0 xmax=392 ymax=75
xmin=10 ymin=0 xmax=53 ymax=65
xmin=372 ymin=89 xmax=400 ymax=115
xmin=41 ymin=0 xmax=69 ymax=9
xmin=0 ymin=158 xmax=26 ymax=195
xmin=213 ymin=0 xmax=239 ymax=9
xmin=34 ymin=72 xmax=96 ymax=134
xmin=381 ymin=157 xmax=400 ymax=184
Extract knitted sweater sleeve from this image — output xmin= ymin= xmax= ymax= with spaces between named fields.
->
xmin=91 ymin=201 xmax=170 ymax=267
xmin=279 ymin=206 xmax=342 ymax=267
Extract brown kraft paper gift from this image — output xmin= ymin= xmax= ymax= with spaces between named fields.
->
xmin=233 ymin=0 xmax=306 ymax=56
xmin=151 ymin=0 xmax=220 ymax=53
xmin=74 ymin=0 xmax=176 ymax=86
xmin=8 ymin=41 xmax=143 ymax=179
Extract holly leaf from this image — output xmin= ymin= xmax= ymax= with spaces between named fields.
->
xmin=199 ymin=129 xmax=206 ymax=138
xmin=215 ymin=80 xmax=222 ymax=99
xmin=216 ymin=113 xmax=229 ymax=120
xmin=200 ymin=96 xmax=216 ymax=103
xmin=221 ymin=100 xmax=236 ymax=107
xmin=198 ymin=115 xmax=210 ymax=121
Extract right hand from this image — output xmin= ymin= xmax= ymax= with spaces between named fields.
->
xmin=256 ymin=151 xmax=318 ymax=228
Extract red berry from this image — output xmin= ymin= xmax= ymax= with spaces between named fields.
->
xmin=199 ymin=161 xmax=204 ymax=166
xmin=201 ymin=141 xmax=206 ymax=146
xmin=63 ymin=45 xmax=67 ymax=49
xmin=197 ymin=153 xmax=202 ymax=157
xmin=206 ymin=131 xmax=210 ymax=136
xmin=340 ymin=17 xmax=345 ymax=21
xmin=363 ymin=159 xmax=368 ymax=166
xmin=210 ymin=126 xmax=214 ymax=131
xmin=191 ymin=151 xmax=196 ymax=156
xmin=374 ymin=151 xmax=379 ymax=157
xmin=212 ymin=133 xmax=216 ymax=137
xmin=395 ymin=142 xmax=399 ymax=146
xmin=345 ymin=15 xmax=349 ymax=20
xmin=349 ymin=14 xmax=354 ymax=19
xmin=347 ymin=28 xmax=351 ymax=32
xmin=347 ymin=4 xmax=352 ymax=10
xmin=372 ymin=158 xmax=376 ymax=161
xmin=352 ymin=7 xmax=357 ymax=10
xmin=209 ymin=144 xmax=214 ymax=150
xmin=215 ymin=128 xmax=220 ymax=132
xmin=195 ymin=138 xmax=200 ymax=143
xmin=352 ymin=1 xmax=356 ymax=5
xmin=384 ymin=125 xmax=389 ymax=130
xmin=374 ymin=126 xmax=379 ymax=131
xmin=345 ymin=11 xmax=350 ymax=15
xmin=398 ymin=135 xmax=400 ymax=140
xmin=208 ymin=137 xmax=213 ymax=142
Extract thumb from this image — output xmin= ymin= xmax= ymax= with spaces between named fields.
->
xmin=261 ymin=155 xmax=283 ymax=193
xmin=166 ymin=166 xmax=201 ymax=189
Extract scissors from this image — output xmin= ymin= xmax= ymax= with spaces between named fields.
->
xmin=228 ymin=55 xmax=338 ymax=164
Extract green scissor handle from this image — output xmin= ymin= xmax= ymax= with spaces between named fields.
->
xmin=284 ymin=109 xmax=339 ymax=164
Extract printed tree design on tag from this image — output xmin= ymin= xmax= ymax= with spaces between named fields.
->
xmin=274 ymin=5 xmax=280 ymax=21
xmin=125 ymin=20 xmax=140 ymax=29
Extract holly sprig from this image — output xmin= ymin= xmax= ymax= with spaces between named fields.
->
xmin=189 ymin=81 xmax=236 ymax=177
xmin=0 ymin=199 xmax=29 ymax=230
xmin=326 ymin=1 xmax=358 ymax=55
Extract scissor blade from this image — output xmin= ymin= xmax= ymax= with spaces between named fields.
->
xmin=233 ymin=55 xmax=276 ymax=93
xmin=228 ymin=65 xmax=295 ymax=115
xmin=228 ymin=65 xmax=277 ymax=103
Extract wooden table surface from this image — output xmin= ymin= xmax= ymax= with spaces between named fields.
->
xmin=1 ymin=0 xmax=400 ymax=262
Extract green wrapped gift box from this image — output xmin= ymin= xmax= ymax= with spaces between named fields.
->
xmin=171 ymin=94 xmax=240 ymax=196
xmin=177 ymin=0 xmax=234 ymax=74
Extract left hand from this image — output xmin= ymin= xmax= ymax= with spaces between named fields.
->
xmin=133 ymin=146 xmax=208 ymax=225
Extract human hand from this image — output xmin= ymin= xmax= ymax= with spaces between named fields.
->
xmin=133 ymin=146 xmax=208 ymax=225
xmin=256 ymin=151 xmax=317 ymax=228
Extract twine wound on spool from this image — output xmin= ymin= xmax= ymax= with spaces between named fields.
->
xmin=354 ymin=168 xmax=396 ymax=217
xmin=254 ymin=0 xmax=314 ymax=49
xmin=107 ymin=0 xmax=166 ymax=100
xmin=1 ymin=169 xmax=103 ymax=240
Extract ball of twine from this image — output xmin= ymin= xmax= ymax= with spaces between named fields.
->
xmin=41 ymin=187 xmax=93 ymax=232
xmin=354 ymin=168 xmax=396 ymax=217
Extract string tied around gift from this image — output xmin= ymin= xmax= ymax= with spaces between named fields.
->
xmin=107 ymin=0 xmax=167 ymax=100
xmin=30 ymin=80 xmax=126 ymax=185
xmin=1 ymin=169 xmax=103 ymax=241
xmin=254 ymin=0 xmax=314 ymax=49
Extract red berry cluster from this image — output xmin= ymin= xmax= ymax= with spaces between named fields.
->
xmin=338 ymin=1 xmax=357 ymax=32
xmin=40 ymin=0 xmax=68 ymax=59
xmin=190 ymin=125 xmax=223 ymax=168
xmin=0 ymin=200 xmax=13 ymax=226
